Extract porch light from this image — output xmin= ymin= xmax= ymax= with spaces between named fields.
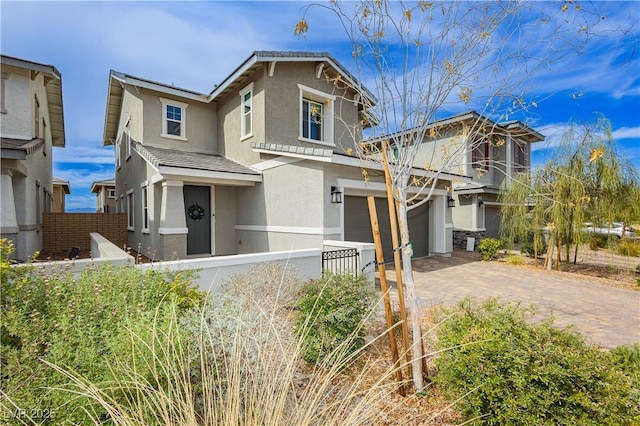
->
xmin=331 ymin=186 xmax=343 ymax=204
xmin=447 ymin=195 xmax=455 ymax=208
xmin=478 ymin=195 xmax=484 ymax=207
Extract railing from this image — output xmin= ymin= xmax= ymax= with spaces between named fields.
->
xmin=321 ymin=248 xmax=360 ymax=276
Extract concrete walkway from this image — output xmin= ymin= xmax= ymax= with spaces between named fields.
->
xmin=382 ymin=255 xmax=640 ymax=349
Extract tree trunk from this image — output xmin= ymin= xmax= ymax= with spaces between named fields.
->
xmin=396 ymin=195 xmax=424 ymax=392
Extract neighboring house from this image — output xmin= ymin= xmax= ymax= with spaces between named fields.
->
xmin=51 ymin=177 xmax=71 ymax=213
xmin=103 ymin=51 xmax=459 ymax=260
xmin=90 ymin=178 xmax=116 ymax=213
xmin=0 ymin=55 xmax=65 ymax=260
xmin=410 ymin=111 xmax=544 ymax=244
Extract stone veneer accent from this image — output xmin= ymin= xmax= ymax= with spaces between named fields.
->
xmin=453 ymin=230 xmax=486 ymax=250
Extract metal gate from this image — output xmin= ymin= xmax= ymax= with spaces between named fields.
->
xmin=321 ymin=248 xmax=359 ymax=276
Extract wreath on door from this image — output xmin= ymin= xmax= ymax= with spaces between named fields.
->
xmin=187 ymin=203 xmax=205 ymax=221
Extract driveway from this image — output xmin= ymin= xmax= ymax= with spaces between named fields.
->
xmin=382 ymin=254 xmax=640 ymax=349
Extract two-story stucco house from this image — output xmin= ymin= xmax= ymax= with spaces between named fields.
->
xmin=90 ymin=178 xmax=116 ymax=213
xmin=103 ymin=51 xmax=459 ymax=261
xmin=51 ymin=177 xmax=71 ymax=213
xmin=0 ymin=55 xmax=65 ymax=260
xmin=410 ymin=111 xmax=543 ymax=246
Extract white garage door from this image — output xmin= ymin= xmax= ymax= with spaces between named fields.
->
xmin=344 ymin=196 xmax=429 ymax=259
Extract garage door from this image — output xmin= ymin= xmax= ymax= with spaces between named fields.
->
xmin=344 ymin=196 xmax=429 ymax=259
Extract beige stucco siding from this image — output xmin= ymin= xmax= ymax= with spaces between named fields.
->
xmin=216 ymin=67 xmax=264 ymax=166
xmin=214 ymin=186 xmax=236 ymax=255
xmin=0 ymin=68 xmax=31 ymax=139
xmin=414 ymin=131 xmax=466 ymax=175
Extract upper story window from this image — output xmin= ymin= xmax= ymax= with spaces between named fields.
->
xmin=514 ymin=141 xmax=528 ymax=173
xmin=115 ymin=137 xmax=121 ymax=170
xmin=107 ymin=188 xmax=116 ymax=199
xmin=160 ymin=97 xmax=188 ymax=141
xmin=240 ymin=83 xmax=253 ymax=139
xmin=303 ymin=99 xmax=323 ymax=141
xmin=298 ymin=84 xmax=335 ymax=147
xmin=34 ymin=95 xmax=40 ymax=138
xmin=471 ymin=137 xmax=490 ymax=170
xmin=0 ymin=72 xmax=8 ymax=114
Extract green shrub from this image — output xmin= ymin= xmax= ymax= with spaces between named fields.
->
xmin=520 ymin=233 xmax=547 ymax=258
xmin=295 ymin=272 xmax=376 ymax=367
xmin=505 ymin=254 xmax=524 ymax=265
xmin=477 ymin=238 xmax=502 ymax=261
xmin=615 ymin=239 xmax=640 ymax=257
xmin=433 ymin=299 xmax=639 ymax=425
xmin=0 ymin=239 xmax=203 ymax=424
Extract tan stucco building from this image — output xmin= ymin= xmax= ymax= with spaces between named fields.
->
xmin=1 ymin=55 xmax=65 ymax=260
xmin=51 ymin=177 xmax=71 ymax=213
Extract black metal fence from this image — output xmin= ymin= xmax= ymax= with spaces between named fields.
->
xmin=321 ymin=248 xmax=360 ymax=276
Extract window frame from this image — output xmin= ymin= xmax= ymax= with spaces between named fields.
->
xmin=34 ymin=95 xmax=40 ymax=138
xmin=160 ymin=97 xmax=188 ymax=141
xmin=125 ymin=120 xmax=132 ymax=160
xmin=297 ymin=84 xmax=335 ymax=147
xmin=126 ymin=190 xmax=134 ymax=231
xmin=107 ymin=188 xmax=116 ymax=199
xmin=239 ymin=83 xmax=253 ymax=140
xmin=0 ymin=72 xmax=8 ymax=114
xmin=471 ymin=137 xmax=490 ymax=170
xmin=115 ymin=137 xmax=121 ymax=170
xmin=140 ymin=182 xmax=149 ymax=233
xmin=514 ymin=141 xmax=528 ymax=173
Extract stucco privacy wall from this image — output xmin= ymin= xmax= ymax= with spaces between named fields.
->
xmin=138 ymin=248 xmax=322 ymax=294
xmin=43 ymin=213 xmax=127 ymax=254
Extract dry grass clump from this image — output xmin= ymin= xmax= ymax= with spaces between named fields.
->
xmin=42 ymin=263 xmax=422 ymax=425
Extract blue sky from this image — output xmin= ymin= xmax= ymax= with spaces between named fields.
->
xmin=2 ymin=1 xmax=638 ymax=211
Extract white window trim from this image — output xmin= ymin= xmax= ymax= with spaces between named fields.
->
xmin=140 ymin=181 xmax=150 ymax=234
xmin=115 ymin=136 xmax=122 ymax=170
xmin=125 ymin=119 xmax=132 ymax=160
xmin=297 ymin=83 xmax=335 ymax=147
xmin=160 ymin=97 xmax=188 ymax=141
xmin=239 ymin=83 xmax=253 ymax=140
xmin=107 ymin=188 xmax=116 ymax=199
xmin=126 ymin=189 xmax=134 ymax=231
xmin=0 ymin=72 xmax=8 ymax=114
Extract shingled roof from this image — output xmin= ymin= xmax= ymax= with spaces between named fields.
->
xmin=135 ymin=142 xmax=259 ymax=176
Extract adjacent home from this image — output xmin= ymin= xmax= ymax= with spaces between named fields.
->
xmin=408 ymin=111 xmax=544 ymax=245
xmin=0 ymin=54 xmax=65 ymax=260
xmin=90 ymin=178 xmax=116 ymax=213
xmin=103 ymin=51 xmax=459 ymax=261
xmin=51 ymin=177 xmax=71 ymax=213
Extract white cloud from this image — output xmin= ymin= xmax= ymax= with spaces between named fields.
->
xmin=612 ymin=126 xmax=640 ymax=141
xmin=54 ymin=145 xmax=114 ymax=165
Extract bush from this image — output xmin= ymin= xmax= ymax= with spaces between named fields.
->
xmin=505 ymin=254 xmax=524 ymax=265
xmin=433 ymin=299 xmax=639 ymax=425
xmin=520 ymin=233 xmax=547 ymax=258
xmin=477 ymin=238 xmax=502 ymax=261
xmin=295 ymin=272 xmax=376 ymax=367
xmin=615 ymin=238 xmax=640 ymax=257
xmin=0 ymin=239 xmax=203 ymax=424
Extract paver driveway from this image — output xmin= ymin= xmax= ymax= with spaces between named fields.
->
xmin=383 ymin=254 xmax=640 ymax=349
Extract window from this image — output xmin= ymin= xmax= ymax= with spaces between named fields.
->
xmin=42 ymin=119 xmax=47 ymax=156
xmin=514 ymin=142 xmax=527 ymax=173
xmin=141 ymin=184 xmax=149 ymax=232
xmin=303 ymin=99 xmax=323 ymax=141
xmin=127 ymin=191 xmax=134 ymax=230
xmin=0 ymin=72 xmax=7 ymax=114
xmin=36 ymin=180 xmax=41 ymax=230
xmin=107 ymin=189 xmax=116 ymax=199
xmin=34 ymin=96 xmax=40 ymax=138
xmin=160 ymin=98 xmax=188 ymax=140
xmin=240 ymin=83 xmax=253 ymax=139
xmin=125 ymin=122 xmax=131 ymax=159
xmin=115 ymin=138 xmax=121 ymax=169
xmin=472 ymin=138 xmax=490 ymax=169
xmin=298 ymin=84 xmax=335 ymax=146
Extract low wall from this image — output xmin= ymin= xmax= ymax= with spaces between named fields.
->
xmin=452 ymin=229 xmax=485 ymax=250
xmin=15 ymin=233 xmax=134 ymax=275
xmin=43 ymin=213 xmax=127 ymax=254
xmin=137 ymin=249 xmax=322 ymax=293
xmin=323 ymin=240 xmax=376 ymax=283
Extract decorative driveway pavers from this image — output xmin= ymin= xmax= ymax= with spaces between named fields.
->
xmin=383 ymin=255 xmax=640 ymax=349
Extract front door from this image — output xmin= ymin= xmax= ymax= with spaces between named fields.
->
xmin=184 ymin=185 xmax=211 ymax=255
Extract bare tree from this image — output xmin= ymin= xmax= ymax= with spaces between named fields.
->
xmin=296 ymin=1 xmax=612 ymax=392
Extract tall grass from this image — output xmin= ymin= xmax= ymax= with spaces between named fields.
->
xmin=37 ymin=264 xmax=406 ymax=425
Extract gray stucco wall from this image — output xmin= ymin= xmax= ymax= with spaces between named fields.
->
xmin=214 ymin=185 xmax=236 ymax=255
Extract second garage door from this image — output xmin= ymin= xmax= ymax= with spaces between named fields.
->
xmin=344 ymin=196 xmax=429 ymax=259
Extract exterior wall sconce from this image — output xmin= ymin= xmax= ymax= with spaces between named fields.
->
xmin=331 ymin=186 xmax=343 ymax=204
xmin=478 ymin=195 xmax=484 ymax=207
xmin=447 ymin=195 xmax=455 ymax=208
